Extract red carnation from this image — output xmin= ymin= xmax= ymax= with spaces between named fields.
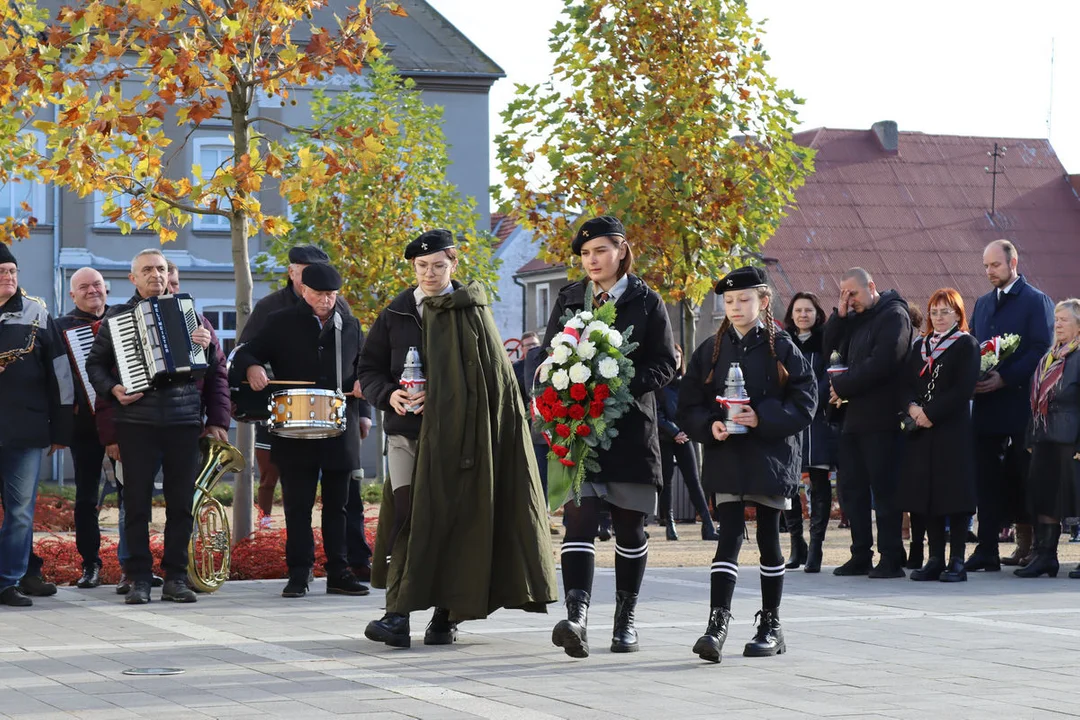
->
xmin=542 ymin=386 xmax=559 ymax=403
xmin=540 ymin=406 xmax=554 ymax=422
xmin=552 ymin=444 xmax=569 ymax=457
xmin=589 ymin=401 xmax=604 ymax=418
xmin=576 ymin=424 xmax=591 ymax=436
xmin=570 ymin=383 xmax=588 ymax=401
xmin=555 ymin=423 xmax=571 ymax=438
xmin=594 ymin=384 xmax=611 ymax=401
xmin=568 ymin=404 xmax=586 ymax=420
xmin=559 ymin=458 xmax=576 ymax=467
xmin=552 ymin=402 xmax=568 ymax=419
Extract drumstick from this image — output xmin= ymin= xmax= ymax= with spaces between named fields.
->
xmin=242 ymin=380 xmax=318 ymax=386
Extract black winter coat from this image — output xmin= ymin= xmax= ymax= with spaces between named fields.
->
xmin=542 ymin=275 xmax=677 ymax=487
xmin=678 ymin=326 xmax=816 ymax=498
xmin=519 ymin=345 xmax=547 ymax=445
xmin=654 ymin=373 xmax=684 ymax=444
xmin=232 ymin=300 xmax=371 ymax=470
xmin=1029 ymin=349 xmax=1080 ymax=448
xmin=238 ymin=281 xmax=353 ymax=344
xmin=897 ymin=332 xmax=979 ymax=516
xmin=0 ymin=289 xmax=73 ymax=448
xmin=87 ymin=293 xmax=210 ymax=428
xmin=356 ymin=283 xmax=463 ymax=441
xmin=790 ymin=329 xmax=838 ymax=468
xmin=823 ymin=290 xmax=914 ymax=434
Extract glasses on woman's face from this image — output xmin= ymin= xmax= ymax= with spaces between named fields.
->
xmin=929 ymin=308 xmax=955 ymax=318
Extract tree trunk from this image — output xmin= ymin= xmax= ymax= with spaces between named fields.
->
xmin=230 ymin=88 xmax=254 ymax=543
xmin=681 ymin=299 xmax=698 ymax=358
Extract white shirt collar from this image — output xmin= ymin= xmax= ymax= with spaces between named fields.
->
xmin=999 ymin=276 xmax=1019 ymax=296
xmin=595 ymin=274 xmax=629 ymax=303
xmin=733 ymin=319 xmax=765 ymax=340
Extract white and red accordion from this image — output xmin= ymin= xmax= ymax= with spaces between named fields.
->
xmin=62 ymin=321 xmax=101 ymax=412
xmin=107 ymin=293 xmax=208 ymax=393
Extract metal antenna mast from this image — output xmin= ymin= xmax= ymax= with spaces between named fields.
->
xmin=985 ymin=143 xmax=1007 ymax=216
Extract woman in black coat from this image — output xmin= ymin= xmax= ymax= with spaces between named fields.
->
xmin=1018 ymin=298 xmax=1080 ymax=579
xmin=678 ymin=267 xmax=816 ymax=664
xmin=545 ymin=216 xmax=677 ymax=659
xmin=781 ymin=292 xmax=837 ymax=572
xmin=654 ymin=343 xmax=718 ymax=542
xmin=897 ymin=288 xmax=979 ymax=582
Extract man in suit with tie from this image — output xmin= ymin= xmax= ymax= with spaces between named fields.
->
xmin=965 ymin=240 xmax=1054 ymax=572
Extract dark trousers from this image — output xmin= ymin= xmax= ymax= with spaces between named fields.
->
xmin=71 ymin=429 xmax=106 ymax=569
xmin=115 ymin=423 xmax=200 ymax=582
xmin=532 ymin=442 xmax=549 ymax=499
xmin=659 ymin=440 xmax=712 ymax=522
xmin=345 ymin=478 xmax=372 ymax=569
xmin=974 ymin=433 xmax=1029 ymax=556
xmin=838 ymin=431 xmax=904 ymax=566
xmin=278 ymin=462 xmax=349 ymax=580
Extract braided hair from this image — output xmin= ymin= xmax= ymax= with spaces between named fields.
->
xmin=704 ymin=285 xmax=789 ymax=387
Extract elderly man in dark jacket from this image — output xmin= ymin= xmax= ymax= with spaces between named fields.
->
xmin=0 ymin=243 xmax=73 ymax=608
xmin=823 ymin=268 xmax=913 ymax=578
xmin=965 ymin=240 xmax=1054 ymax=571
xmin=86 ymin=249 xmax=228 ymax=605
xmin=234 ymin=263 xmax=373 ymax=599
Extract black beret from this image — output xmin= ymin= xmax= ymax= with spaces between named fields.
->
xmin=405 ymin=229 xmax=455 ymax=260
xmin=0 ymin=242 xmax=16 ymax=267
xmin=301 ymin=263 xmax=342 ymax=292
xmin=288 ymin=244 xmax=330 ymax=265
xmin=572 ymin=216 xmax=625 ymax=255
xmin=715 ymin=266 xmax=768 ymax=294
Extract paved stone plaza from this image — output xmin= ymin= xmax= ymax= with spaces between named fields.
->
xmin=1 ymin=567 xmax=1078 ymax=719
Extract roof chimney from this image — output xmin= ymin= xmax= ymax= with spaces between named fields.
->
xmin=871 ymin=120 xmax=898 ymax=154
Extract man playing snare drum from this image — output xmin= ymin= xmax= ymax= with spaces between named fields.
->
xmin=233 ymin=263 xmax=372 ymax=598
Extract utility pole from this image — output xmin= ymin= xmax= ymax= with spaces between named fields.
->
xmin=985 ymin=143 xmax=1007 ymax=216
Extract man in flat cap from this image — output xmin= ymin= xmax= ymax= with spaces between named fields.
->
xmin=233 ymin=263 xmax=373 ymax=599
xmin=235 ymin=245 xmax=373 ymax=580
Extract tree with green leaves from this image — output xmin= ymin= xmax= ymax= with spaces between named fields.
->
xmin=495 ymin=0 xmax=813 ymax=351
xmin=286 ymin=53 xmax=499 ymax=327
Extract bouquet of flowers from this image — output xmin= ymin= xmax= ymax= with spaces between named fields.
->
xmin=979 ymin=333 xmax=1021 ymax=378
xmin=532 ymin=298 xmax=638 ymax=511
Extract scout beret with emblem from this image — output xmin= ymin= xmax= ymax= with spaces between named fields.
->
xmin=405 ymin=229 xmax=455 ymax=260
xmin=715 ymin=266 xmax=768 ymax=294
xmin=288 ymin=244 xmax=330 ymax=265
xmin=0 ymin=242 xmax=16 ymax=267
xmin=301 ymin=263 xmax=342 ymax=292
xmin=572 ymin=216 xmax=625 ymax=255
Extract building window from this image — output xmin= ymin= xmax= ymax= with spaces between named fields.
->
xmin=1 ymin=131 xmax=47 ymax=223
xmin=536 ymin=283 xmax=550 ymax=330
xmin=199 ymin=304 xmax=238 ymax=357
xmin=192 ymin=138 xmax=234 ymax=231
xmin=713 ymin=292 xmax=725 ymax=316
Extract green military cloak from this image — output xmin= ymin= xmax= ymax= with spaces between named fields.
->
xmin=370 ymin=281 xmax=558 ymax=620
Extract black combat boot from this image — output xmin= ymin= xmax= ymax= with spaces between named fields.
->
xmin=743 ymin=608 xmax=786 ymax=657
xmin=610 ymin=590 xmax=639 ymax=653
xmin=551 ymin=589 xmax=590 ymax=658
xmin=804 ymin=489 xmax=831 ymax=573
xmin=692 ymin=607 xmax=732 ymax=663
xmin=664 ymin=511 xmax=679 ymax=541
xmin=424 ymin=607 xmax=459 ymax=645
xmin=1014 ymin=523 xmax=1060 ymax=578
xmin=365 ymin=612 xmax=411 ymax=647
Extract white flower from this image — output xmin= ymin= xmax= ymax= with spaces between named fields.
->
xmin=554 ymin=332 xmax=578 ymax=348
xmin=564 ymin=317 xmax=585 ymax=330
xmin=577 ymin=339 xmax=597 ymax=360
xmin=605 ymin=328 xmax=624 ymax=347
xmin=583 ymin=321 xmax=608 ymax=340
xmin=568 ymin=362 xmax=592 ymax=384
xmin=539 ymin=362 xmax=552 ymax=382
xmin=578 ymin=311 xmax=594 ymax=321
xmin=551 ymin=369 xmax=570 ymax=390
xmin=598 ymin=357 xmax=620 ymax=379
xmin=551 ymin=345 xmax=572 ymax=365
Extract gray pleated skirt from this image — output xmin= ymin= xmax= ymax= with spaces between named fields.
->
xmin=566 ymin=479 xmax=658 ymax=515
xmin=715 ymin=493 xmax=791 ymax=511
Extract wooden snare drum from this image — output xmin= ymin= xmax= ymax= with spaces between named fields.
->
xmin=268 ymin=388 xmax=346 ymax=438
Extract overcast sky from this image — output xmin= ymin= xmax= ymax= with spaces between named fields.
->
xmin=427 ymin=0 xmax=1080 ymax=190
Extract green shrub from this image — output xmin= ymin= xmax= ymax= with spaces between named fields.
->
xmin=360 ymin=481 xmax=383 ymax=504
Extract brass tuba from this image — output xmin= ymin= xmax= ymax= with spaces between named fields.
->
xmin=187 ymin=436 xmax=245 ymax=593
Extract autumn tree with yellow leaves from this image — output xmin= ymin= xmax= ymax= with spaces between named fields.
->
xmin=495 ymin=0 xmax=814 ymax=351
xmin=0 ymin=0 xmax=403 ymax=536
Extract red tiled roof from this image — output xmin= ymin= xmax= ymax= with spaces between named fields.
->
xmin=767 ymin=127 xmax=1080 ymax=308
xmin=516 ymin=257 xmax=566 ymax=275
xmin=490 ymin=211 xmax=521 ymax=249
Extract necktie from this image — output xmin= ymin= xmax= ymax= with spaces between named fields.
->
xmin=996 ymin=289 xmax=1004 ymax=308
xmin=594 ymin=291 xmax=610 ymax=308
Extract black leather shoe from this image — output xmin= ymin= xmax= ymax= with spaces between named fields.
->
xmin=700 ymin=522 xmax=719 ymax=542
xmin=785 ymin=534 xmax=808 ymax=569
xmin=77 ymin=565 xmax=102 ymax=589
xmin=910 ymin=556 xmax=946 ymax=581
xmin=940 ymin=557 xmax=968 ymax=582
xmin=868 ymin=557 xmax=906 ymax=579
xmin=905 ymin=543 xmax=924 ymax=570
xmin=424 ymin=607 xmax=459 ymax=645
xmin=963 ymin=551 xmax=1001 ymax=572
xmin=1068 ymin=563 xmax=1080 ymax=579
xmin=125 ymin=581 xmax=152 ymax=605
xmin=115 ymin=574 xmax=132 ymax=595
xmin=804 ymin=540 xmax=823 ymax=573
xmin=161 ymin=578 xmax=197 ymax=603
xmin=281 ymin=578 xmax=308 ymax=598
xmin=693 ymin=607 xmax=731 ymax=663
xmin=610 ymin=591 xmax=639 ymax=653
xmin=365 ymin=612 xmax=411 ymax=647
xmin=597 ymin=526 xmax=612 ymax=542
xmin=151 ymin=574 xmax=164 ymax=588
xmin=327 ymin=572 xmax=370 ymax=596
xmin=0 ymin=586 xmax=33 ymax=607
xmin=552 ymin=589 xmax=590 ymax=658
xmin=833 ymin=557 xmax=872 ymax=576
xmin=19 ymin=575 xmax=57 ymax=597
xmin=743 ymin=608 xmax=785 ymax=657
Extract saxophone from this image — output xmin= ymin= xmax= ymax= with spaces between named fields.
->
xmin=0 ymin=317 xmax=39 ymax=369
xmin=187 ymin=436 xmax=245 ymax=593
